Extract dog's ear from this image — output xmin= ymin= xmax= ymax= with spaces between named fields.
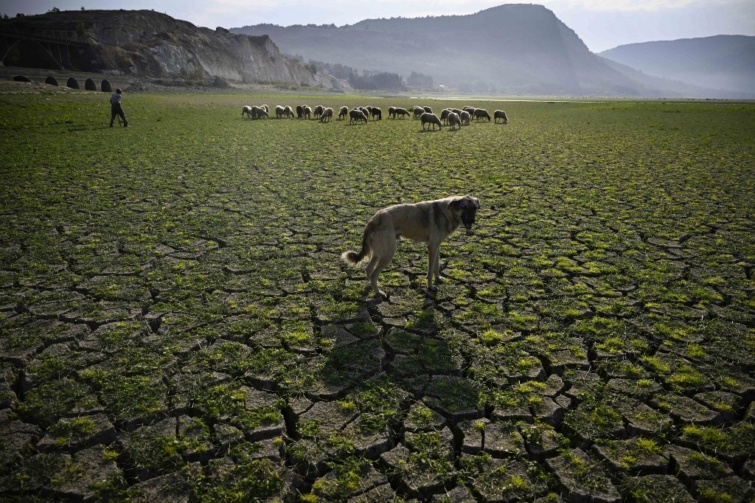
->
xmin=448 ymin=197 xmax=464 ymax=211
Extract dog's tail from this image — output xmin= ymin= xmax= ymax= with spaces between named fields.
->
xmin=341 ymin=222 xmax=374 ymax=265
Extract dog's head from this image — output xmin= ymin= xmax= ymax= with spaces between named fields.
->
xmin=450 ymin=196 xmax=481 ymax=233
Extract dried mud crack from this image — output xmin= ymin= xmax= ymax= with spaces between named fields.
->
xmin=0 ymin=91 xmax=753 ymax=502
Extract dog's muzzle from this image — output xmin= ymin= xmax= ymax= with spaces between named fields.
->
xmin=461 ymin=211 xmax=476 ymax=233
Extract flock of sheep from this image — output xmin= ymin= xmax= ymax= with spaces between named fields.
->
xmin=241 ymin=103 xmax=508 ymax=129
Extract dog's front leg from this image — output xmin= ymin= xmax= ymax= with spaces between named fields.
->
xmin=427 ymin=243 xmax=441 ymax=290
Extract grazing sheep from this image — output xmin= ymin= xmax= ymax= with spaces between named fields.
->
xmin=371 ymin=107 xmax=382 ymax=120
xmin=275 ymin=105 xmax=285 ymax=119
xmin=420 ymin=112 xmax=442 ymax=130
xmin=459 ymin=110 xmax=471 ymax=126
xmin=388 ymin=106 xmax=396 ymax=119
xmin=314 ymin=105 xmax=324 ymax=119
xmin=447 ymin=112 xmax=461 ymax=130
xmin=452 ymin=108 xmax=463 ymax=115
xmin=320 ymin=107 xmax=334 ymax=122
xmin=473 ymin=108 xmax=491 ymax=121
xmin=284 ymin=106 xmax=295 ymax=118
xmin=251 ymin=106 xmax=268 ymax=119
xmin=242 ymin=105 xmax=253 ymax=118
xmin=350 ymin=109 xmax=368 ymax=124
xmin=494 ymin=110 xmax=508 ymax=124
xmin=303 ymin=106 xmax=312 ymax=120
xmin=296 ymin=105 xmax=304 ymax=119
xmin=338 ymin=106 xmax=348 ymax=120
xmin=440 ymin=109 xmax=451 ymax=125
xmin=413 ymin=106 xmax=425 ymax=119
xmin=423 ymin=106 xmax=432 ymax=114
xmin=261 ymin=104 xmax=269 ymax=113
xmin=394 ymin=107 xmax=411 ymax=119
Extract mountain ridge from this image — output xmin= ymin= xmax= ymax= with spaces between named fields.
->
xmin=233 ymin=4 xmax=749 ymax=98
xmin=600 ymin=35 xmax=755 ymax=96
xmin=0 ymin=9 xmax=346 ymax=90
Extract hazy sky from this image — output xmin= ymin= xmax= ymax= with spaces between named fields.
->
xmin=3 ymin=0 xmax=754 ymax=52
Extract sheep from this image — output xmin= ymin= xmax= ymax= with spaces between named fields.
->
xmin=349 ymin=109 xmax=368 ymax=124
xmin=296 ymin=105 xmax=304 ymax=119
xmin=494 ymin=110 xmax=508 ymax=124
xmin=420 ymin=112 xmax=442 ymax=130
xmin=394 ymin=107 xmax=411 ymax=119
xmin=371 ymin=107 xmax=382 ymax=120
xmin=320 ymin=107 xmax=334 ymax=122
xmin=303 ymin=106 xmax=312 ymax=120
xmin=313 ymin=105 xmax=324 ymax=119
xmin=284 ymin=106 xmax=295 ymax=118
xmin=423 ymin=106 xmax=432 ymax=114
xmin=338 ymin=106 xmax=348 ymax=120
xmin=251 ymin=106 xmax=268 ymax=119
xmin=275 ymin=105 xmax=285 ymax=119
xmin=459 ymin=110 xmax=471 ymax=126
xmin=473 ymin=108 xmax=491 ymax=122
xmin=447 ymin=112 xmax=461 ymax=130
xmin=242 ymin=105 xmax=253 ymax=118
xmin=413 ymin=106 xmax=425 ymax=119
xmin=388 ymin=106 xmax=396 ymax=119
xmin=440 ymin=108 xmax=451 ymax=125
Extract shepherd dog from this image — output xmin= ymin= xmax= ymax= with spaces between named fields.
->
xmin=341 ymin=195 xmax=481 ymax=297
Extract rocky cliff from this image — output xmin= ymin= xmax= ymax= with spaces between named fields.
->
xmin=1 ymin=9 xmax=346 ymax=90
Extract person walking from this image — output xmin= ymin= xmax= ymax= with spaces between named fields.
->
xmin=109 ymin=88 xmax=128 ymax=127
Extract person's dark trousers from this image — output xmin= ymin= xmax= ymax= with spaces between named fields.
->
xmin=110 ymin=104 xmax=128 ymax=127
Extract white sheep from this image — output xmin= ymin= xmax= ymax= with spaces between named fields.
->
xmin=303 ymin=106 xmax=312 ymax=120
xmin=447 ymin=112 xmax=461 ymax=130
xmin=350 ymin=109 xmax=368 ymax=124
xmin=394 ymin=107 xmax=411 ymax=119
xmin=241 ymin=105 xmax=253 ymax=118
xmin=473 ymin=108 xmax=491 ymax=121
xmin=275 ymin=105 xmax=285 ymax=119
xmin=251 ymin=106 xmax=268 ymax=119
xmin=284 ymin=106 xmax=295 ymax=118
xmin=420 ymin=112 xmax=442 ymax=130
xmin=459 ymin=110 xmax=471 ymax=126
xmin=494 ymin=110 xmax=508 ymax=124
xmin=320 ymin=107 xmax=334 ymax=122
xmin=338 ymin=106 xmax=348 ymax=120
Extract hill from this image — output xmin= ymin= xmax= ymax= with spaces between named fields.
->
xmin=600 ymin=35 xmax=755 ymax=96
xmin=232 ymin=4 xmax=728 ymax=97
xmin=0 ymin=9 xmax=345 ymax=90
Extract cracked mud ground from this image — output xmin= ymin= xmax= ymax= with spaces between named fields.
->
xmin=0 ymin=89 xmax=754 ymax=502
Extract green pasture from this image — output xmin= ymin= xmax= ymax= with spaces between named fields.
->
xmin=0 ymin=88 xmax=753 ymax=501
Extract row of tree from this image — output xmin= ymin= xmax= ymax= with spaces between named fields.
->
xmin=301 ymin=58 xmax=434 ymax=91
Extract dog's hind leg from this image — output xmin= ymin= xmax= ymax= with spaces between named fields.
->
xmin=369 ymin=255 xmax=393 ymax=298
xmin=367 ymin=233 xmax=396 ymax=298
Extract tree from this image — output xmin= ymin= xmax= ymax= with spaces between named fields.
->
xmin=407 ymin=71 xmax=434 ymax=89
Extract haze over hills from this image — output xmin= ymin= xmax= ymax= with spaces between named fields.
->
xmin=600 ymin=35 xmax=755 ymax=96
xmin=232 ymin=3 xmax=747 ymax=98
xmin=2 ymin=5 xmax=750 ymax=98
